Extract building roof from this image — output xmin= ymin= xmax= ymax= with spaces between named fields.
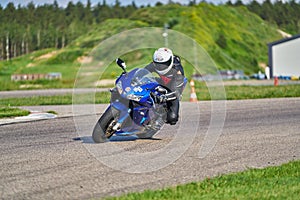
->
xmin=268 ymin=33 xmax=300 ymax=47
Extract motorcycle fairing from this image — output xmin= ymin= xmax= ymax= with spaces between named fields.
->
xmin=110 ymin=68 xmax=162 ymax=136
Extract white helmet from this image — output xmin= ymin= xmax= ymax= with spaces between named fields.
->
xmin=153 ymin=47 xmax=174 ymax=75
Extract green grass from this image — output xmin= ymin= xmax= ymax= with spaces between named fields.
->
xmin=0 ymin=92 xmax=111 ymax=106
xmin=0 ymin=84 xmax=299 ymax=107
xmin=70 ymin=19 xmax=149 ymax=49
xmin=195 ymin=82 xmax=300 ymax=100
xmin=46 ymin=110 xmax=58 ymax=115
xmin=0 ymin=48 xmax=81 ymax=90
xmin=131 ymin=4 xmax=281 ymax=74
xmin=0 ymin=106 xmax=30 ymax=118
xmin=107 ymin=160 xmax=300 ymax=200
xmin=0 ymin=4 xmax=284 ymax=91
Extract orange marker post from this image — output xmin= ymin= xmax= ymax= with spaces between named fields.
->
xmin=274 ymin=76 xmax=279 ymax=86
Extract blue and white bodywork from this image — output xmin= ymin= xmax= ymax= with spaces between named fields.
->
xmin=92 ymin=59 xmax=170 ymax=142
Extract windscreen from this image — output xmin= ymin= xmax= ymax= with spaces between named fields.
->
xmin=131 ymin=69 xmax=157 ymax=86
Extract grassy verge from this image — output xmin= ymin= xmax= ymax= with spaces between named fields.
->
xmin=107 ymin=160 xmax=300 ymax=200
xmin=0 ymin=92 xmax=111 ymax=106
xmin=195 ymin=82 xmax=300 ymax=100
xmin=0 ymin=84 xmax=299 ymax=107
xmin=0 ymin=107 xmax=30 ymax=118
xmin=0 ymin=92 xmax=110 ymax=118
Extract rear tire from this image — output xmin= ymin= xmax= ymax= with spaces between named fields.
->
xmin=92 ymin=108 xmax=116 ymax=143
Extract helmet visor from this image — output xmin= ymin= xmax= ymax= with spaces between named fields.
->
xmin=153 ymin=58 xmax=172 ymax=71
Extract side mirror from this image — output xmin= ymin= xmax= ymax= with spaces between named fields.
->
xmin=116 ymin=58 xmax=126 ymax=73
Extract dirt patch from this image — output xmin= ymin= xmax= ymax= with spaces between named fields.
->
xmin=19 ymin=84 xmax=43 ymax=89
xmin=258 ymin=62 xmax=267 ymax=69
xmin=95 ymin=79 xmax=115 ymax=86
xmin=26 ymin=63 xmax=36 ymax=68
xmin=277 ymin=29 xmax=292 ymax=38
xmin=77 ymin=56 xmax=93 ymax=64
xmin=35 ymin=51 xmax=57 ymax=60
xmin=81 ymin=72 xmax=96 ymax=76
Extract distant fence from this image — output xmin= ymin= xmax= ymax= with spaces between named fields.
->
xmin=11 ymin=73 xmax=62 ymax=81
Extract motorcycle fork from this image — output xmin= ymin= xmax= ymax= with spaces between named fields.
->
xmin=111 ymin=101 xmax=132 ymax=131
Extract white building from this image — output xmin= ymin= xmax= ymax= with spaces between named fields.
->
xmin=268 ymin=34 xmax=300 ymax=78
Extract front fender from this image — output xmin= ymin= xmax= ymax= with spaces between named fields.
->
xmin=111 ymin=101 xmax=131 ymax=124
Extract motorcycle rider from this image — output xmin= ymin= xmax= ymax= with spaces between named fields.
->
xmin=145 ymin=47 xmax=186 ymax=125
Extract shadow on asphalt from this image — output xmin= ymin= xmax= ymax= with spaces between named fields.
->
xmin=73 ymin=135 xmax=162 ymax=143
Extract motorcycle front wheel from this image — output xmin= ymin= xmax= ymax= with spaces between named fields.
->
xmin=92 ymin=108 xmax=117 ymax=143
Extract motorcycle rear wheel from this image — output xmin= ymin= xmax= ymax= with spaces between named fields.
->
xmin=92 ymin=108 xmax=116 ymax=143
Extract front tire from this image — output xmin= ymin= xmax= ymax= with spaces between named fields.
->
xmin=92 ymin=108 xmax=116 ymax=143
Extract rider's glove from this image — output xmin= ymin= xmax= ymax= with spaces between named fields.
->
xmin=158 ymin=94 xmax=168 ymax=103
xmin=154 ymin=92 xmax=177 ymax=103
xmin=151 ymin=93 xmax=166 ymax=104
xmin=152 ymin=90 xmax=177 ymax=104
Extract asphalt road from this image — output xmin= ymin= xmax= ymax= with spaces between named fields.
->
xmin=0 ymin=98 xmax=299 ymax=199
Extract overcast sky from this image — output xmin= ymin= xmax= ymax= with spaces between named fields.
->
xmin=0 ymin=0 xmax=263 ymax=8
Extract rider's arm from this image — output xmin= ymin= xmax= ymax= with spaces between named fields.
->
xmin=170 ymin=70 xmax=185 ymax=99
xmin=172 ymin=59 xmax=186 ymax=99
xmin=145 ymin=63 xmax=155 ymax=73
xmin=145 ymin=63 xmax=163 ymax=84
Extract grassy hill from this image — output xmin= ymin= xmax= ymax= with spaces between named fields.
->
xmin=130 ymin=3 xmax=281 ymax=74
xmin=0 ymin=3 xmax=283 ymax=90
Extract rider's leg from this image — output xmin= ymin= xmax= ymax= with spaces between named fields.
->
xmin=166 ymin=99 xmax=179 ymax=125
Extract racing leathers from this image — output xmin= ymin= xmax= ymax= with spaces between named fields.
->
xmin=145 ymin=56 xmax=186 ymax=125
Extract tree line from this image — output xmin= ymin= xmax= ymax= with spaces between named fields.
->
xmin=0 ymin=0 xmax=299 ymax=61
xmin=0 ymin=0 xmax=139 ymax=61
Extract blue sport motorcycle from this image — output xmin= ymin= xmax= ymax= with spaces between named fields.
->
xmin=92 ymin=58 xmax=175 ymax=143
